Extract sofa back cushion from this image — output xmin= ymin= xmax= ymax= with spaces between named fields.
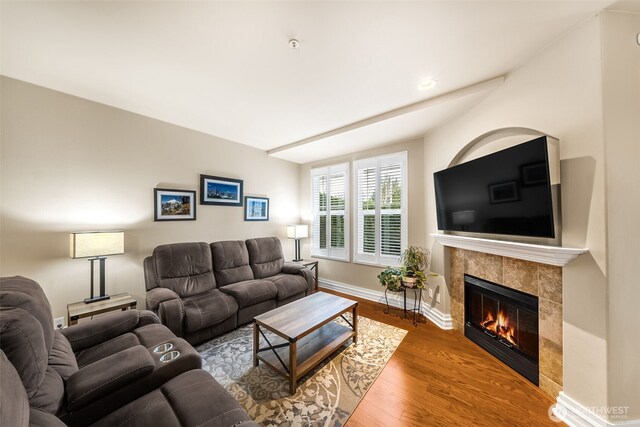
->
xmin=245 ymin=237 xmax=284 ymax=279
xmin=0 ymin=308 xmax=50 ymax=400
xmin=143 ymin=256 xmax=158 ymax=290
xmin=0 ymin=350 xmax=29 ymax=427
xmin=0 ymin=276 xmax=55 ymax=353
xmin=48 ymin=331 xmax=79 ymax=381
xmin=153 ymin=242 xmax=216 ymax=298
xmin=211 ymin=241 xmax=254 ymax=287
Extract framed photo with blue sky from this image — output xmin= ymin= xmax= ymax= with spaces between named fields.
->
xmin=154 ymin=188 xmax=196 ymax=221
xmin=200 ymin=174 xmax=243 ymax=206
xmin=244 ymin=196 xmax=269 ymax=221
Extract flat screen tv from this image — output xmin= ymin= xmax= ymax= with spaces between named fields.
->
xmin=434 ymin=136 xmax=557 ymax=239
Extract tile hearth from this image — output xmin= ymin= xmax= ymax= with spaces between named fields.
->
xmin=449 ymin=248 xmax=563 ymax=398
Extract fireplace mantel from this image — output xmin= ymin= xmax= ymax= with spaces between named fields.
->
xmin=430 ymin=233 xmax=587 ymax=267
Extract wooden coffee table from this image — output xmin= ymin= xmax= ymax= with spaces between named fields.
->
xmin=253 ymin=292 xmax=358 ymax=394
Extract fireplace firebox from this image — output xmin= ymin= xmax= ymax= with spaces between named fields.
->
xmin=464 ymin=274 xmax=539 ymax=385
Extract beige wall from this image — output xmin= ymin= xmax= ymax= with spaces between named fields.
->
xmin=298 ymin=138 xmax=425 ymax=292
xmin=0 ymin=77 xmax=301 ymax=320
xmin=423 ymin=15 xmax=610 ymax=415
xmin=602 ymin=10 xmax=640 ymax=419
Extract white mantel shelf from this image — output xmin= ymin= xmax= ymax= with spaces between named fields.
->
xmin=430 ymin=233 xmax=587 ymax=267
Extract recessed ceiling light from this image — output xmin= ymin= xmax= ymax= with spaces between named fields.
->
xmin=289 ymin=39 xmax=300 ymax=49
xmin=418 ymin=79 xmax=437 ymax=90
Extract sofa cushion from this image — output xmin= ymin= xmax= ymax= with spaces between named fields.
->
xmin=182 ymin=290 xmax=238 ymax=334
xmin=218 ymin=279 xmax=277 ymax=309
xmin=29 ymin=365 xmax=64 ymax=414
xmin=48 ymin=331 xmax=78 ymax=381
xmin=0 ymin=276 xmax=55 ymax=353
xmin=0 ymin=351 xmax=29 ymax=427
xmin=61 ymin=309 xmax=140 ymax=353
xmin=91 ymin=370 xmax=258 ymax=427
xmin=211 ymin=240 xmax=254 ymax=286
xmin=29 ymin=408 xmax=67 ymax=427
xmin=74 ymin=324 xmax=177 ymax=368
xmin=74 ymin=332 xmax=140 ymax=368
xmin=0 ymin=308 xmax=48 ymax=399
xmin=265 ymin=273 xmax=308 ymax=300
xmin=153 ymin=242 xmax=216 ymax=297
xmin=246 ymin=237 xmax=285 ymax=279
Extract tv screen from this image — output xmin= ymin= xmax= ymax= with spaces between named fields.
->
xmin=434 ymin=136 xmax=555 ymax=238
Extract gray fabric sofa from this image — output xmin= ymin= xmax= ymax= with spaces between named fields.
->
xmin=0 ymin=276 xmax=258 ymax=427
xmin=144 ymin=236 xmax=314 ymax=345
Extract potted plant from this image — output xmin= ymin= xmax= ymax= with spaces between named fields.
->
xmin=377 ymin=267 xmax=403 ymax=292
xmin=399 ymin=246 xmax=435 ymax=288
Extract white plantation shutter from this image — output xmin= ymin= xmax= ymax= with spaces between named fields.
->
xmin=311 ymin=164 xmax=349 ymax=260
xmin=354 ymin=152 xmax=407 ymax=266
xmin=312 ymin=172 xmax=328 ymax=257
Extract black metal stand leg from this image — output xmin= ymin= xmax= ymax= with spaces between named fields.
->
xmin=384 ymin=288 xmax=391 ymax=314
xmin=89 ymin=258 xmax=95 ymax=300
xmin=403 ymin=287 xmax=407 ymax=318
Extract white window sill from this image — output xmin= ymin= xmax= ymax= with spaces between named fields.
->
xmin=309 ymin=254 xmax=350 ymax=263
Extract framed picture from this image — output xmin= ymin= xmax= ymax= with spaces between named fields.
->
xmin=200 ymin=174 xmax=243 ymax=206
xmin=521 ymin=162 xmax=548 ymax=186
xmin=489 ymin=181 xmax=519 ymax=204
xmin=154 ymin=189 xmax=196 ymax=221
xmin=244 ymin=196 xmax=269 ymax=221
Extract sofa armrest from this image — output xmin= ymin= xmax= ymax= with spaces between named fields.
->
xmin=158 ymin=298 xmax=185 ymax=337
xmin=146 ymin=287 xmax=180 ymax=312
xmin=137 ymin=310 xmax=160 ymax=327
xmin=61 ymin=310 xmax=141 ymax=352
xmin=282 ymin=262 xmax=314 ymax=295
xmin=66 ymin=346 xmax=155 ymax=411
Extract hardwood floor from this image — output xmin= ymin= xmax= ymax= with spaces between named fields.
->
xmin=321 ymin=288 xmax=563 ymax=427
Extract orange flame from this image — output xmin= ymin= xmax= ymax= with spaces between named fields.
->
xmin=481 ymin=308 xmax=517 ymax=346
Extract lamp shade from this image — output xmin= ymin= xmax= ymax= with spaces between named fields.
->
xmin=69 ymin=231 xmax=124 ymax=258
xmin=286 ymin=224 xmax=308 ymax=239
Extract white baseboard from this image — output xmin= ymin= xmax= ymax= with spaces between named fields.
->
xmin=318 ymin=278 xmax=453 ymax=330
xmin=554 ymin=392 xmax=640 ymax=427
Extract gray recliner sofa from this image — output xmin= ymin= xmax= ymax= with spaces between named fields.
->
xmin=0 ymin=276 xmax=258 ymax=427
xmin=144 ymin=236 xmax=314 ymax=345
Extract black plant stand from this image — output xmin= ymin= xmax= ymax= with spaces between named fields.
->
xmin=384 ymin=285 xmax=423 ymax=327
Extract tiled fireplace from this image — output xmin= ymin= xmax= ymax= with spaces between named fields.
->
xmin=449 ymin=248 xmax=563 ymax=398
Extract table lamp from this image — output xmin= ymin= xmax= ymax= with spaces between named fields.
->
xmin=286 ymin=224 xmax=308 ymax=262
xmin=70 ymin=231 xmax=124 ymax=303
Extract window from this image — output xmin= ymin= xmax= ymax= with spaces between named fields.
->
xmin=311 ymin=163 xmax=349 ymax=260
xmin=354 ymin=152 xmax=407 ymax=266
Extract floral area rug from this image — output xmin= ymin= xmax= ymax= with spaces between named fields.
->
xmin=196 ymin=315 xmax=407 ymax=427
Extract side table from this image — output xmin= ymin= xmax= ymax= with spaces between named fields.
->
xmin=67 ymin=293 xmax=137 ymax=326
xmin=300 ymin=260 xmax=319 ymax=291
xmin=383 ymin=285 xmax=423 ymax=327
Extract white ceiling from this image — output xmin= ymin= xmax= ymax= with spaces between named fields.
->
xmin=1 ymin=1 xmax=613 ymax=164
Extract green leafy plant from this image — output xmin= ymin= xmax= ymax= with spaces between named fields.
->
xmin=379 ymin=246 xmax=438 ymax=291
xmin=399 ymin=246 xmax=437 ymax=288
xmin=377 ymin=267 xmax=403 ymax=292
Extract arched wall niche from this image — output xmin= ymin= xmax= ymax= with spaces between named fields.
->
xmin=449 ymin=127 xmax=557 ymax=167
xmin=441 ymin=127 xmax=561 ymax=246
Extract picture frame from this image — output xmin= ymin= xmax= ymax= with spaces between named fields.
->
xmin=489 ymin=181 xmax=519 ymax=204
xmin=244 ymin=196 xmax=269 ymax=221
xmin=154 ymin=188 xmax=196 ymax=221
xmin=521 ymin=162 xmax=548 ymax=186
xmin=200 ymin=174 xmax=243 ymax=206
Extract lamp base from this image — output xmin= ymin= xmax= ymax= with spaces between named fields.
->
xmin=84 ymin=295 xmax=110 ymax=304
xmin=293 ymin=258 xmax=303 ymax=262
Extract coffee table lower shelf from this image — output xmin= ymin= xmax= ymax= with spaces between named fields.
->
xmin=254 ymin=321 xmax=355 ymax=394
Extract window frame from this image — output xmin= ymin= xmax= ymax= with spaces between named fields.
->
xmin=310 ymin=163 xmax=350 ymax=261
xmin=353 ymin=151 xmax=408 ymax=267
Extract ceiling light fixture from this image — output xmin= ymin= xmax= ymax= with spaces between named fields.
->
xmin=289 ymin=39 xmax=300 ymax=49
xmin=418 ymin=79 xmax=437 ymax=90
